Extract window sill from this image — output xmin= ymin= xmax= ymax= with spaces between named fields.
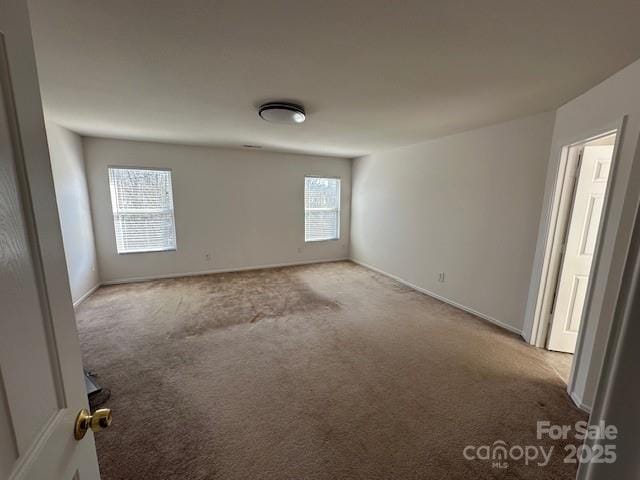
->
xmin=117 ymin=248 xmax=177 ymax=255
xmin=304 ymin=238 xmax=340 ymax=243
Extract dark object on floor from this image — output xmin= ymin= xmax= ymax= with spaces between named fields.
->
xmin=84 ymin=369 xmax=111 ymax=409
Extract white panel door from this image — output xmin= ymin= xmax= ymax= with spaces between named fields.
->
xmin=548 ymin=145 xmax=614 ymax=353
xmin=0 ymin=2 xmax=101 ymax=479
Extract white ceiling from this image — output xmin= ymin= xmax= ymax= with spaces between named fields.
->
xmin=28 ymin=0 xmax=640 ymax=158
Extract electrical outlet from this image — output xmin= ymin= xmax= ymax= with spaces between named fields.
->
xmin=297 ymin=247 xmax=302 ymax=254
xmin=438 ymin=272 xmax=445 ymax=283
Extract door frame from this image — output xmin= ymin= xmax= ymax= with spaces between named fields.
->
xmin=528 ymin=118 xmax=625 ymax=383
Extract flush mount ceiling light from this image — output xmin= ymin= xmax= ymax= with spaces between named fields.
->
xmin=258 ymin=102 xmax=306 ymax=124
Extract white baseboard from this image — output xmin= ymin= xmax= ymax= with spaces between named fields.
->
xmin=350 ymin=258 xmax=523 ymax=336
xmin=569 ymin=390 xmax=592 ymax=414
xmin=102 ymin=258 xmax=350 ymax=286
xmin=73 ymin=283 xmax=101 ymax=309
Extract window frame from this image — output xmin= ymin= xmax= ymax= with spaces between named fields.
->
xmin=304 ymin=175 xmax=341 ymax=243
xmin=107 ymin=165 xmax=178 ymax=255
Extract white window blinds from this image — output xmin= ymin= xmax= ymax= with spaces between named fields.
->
xmin=108 ymin=167 xmax=177 ymax=254
xmin=304 ymin=177 xmax=340 ymax=242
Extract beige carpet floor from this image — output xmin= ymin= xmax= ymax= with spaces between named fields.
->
xmin=76 ymin=261 xmax=586 ymax=480
xmin=540 ymin=351 xmax=574 ymax=385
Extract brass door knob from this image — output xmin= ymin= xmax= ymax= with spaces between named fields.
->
xmin=74 ymin=408 xmax=112 ymax=440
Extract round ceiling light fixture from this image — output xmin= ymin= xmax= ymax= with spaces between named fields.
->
xmin=258 ymin=102 xmax=306 ymax=124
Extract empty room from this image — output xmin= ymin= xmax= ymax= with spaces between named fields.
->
xmin=3 ymin=1 xmax=640 ymax=479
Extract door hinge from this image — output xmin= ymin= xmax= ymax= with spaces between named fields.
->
xmin=574 ymin=148 xmax=584 ymax=178
xmin=550 ymin=243 xmax=567 ymax=317
xmin=549 ymin=286 xmax=558 ymax=316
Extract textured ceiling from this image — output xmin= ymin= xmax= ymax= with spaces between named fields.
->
xmin=28 ymin=0 xmax=640 ymax=157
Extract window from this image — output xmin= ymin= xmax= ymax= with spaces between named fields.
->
xmin=304 ymin=176 xmax=340 ymax=242
xmin=108 ymin=167 xmax=177 ymax=254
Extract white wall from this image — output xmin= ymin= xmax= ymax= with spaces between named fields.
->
xmin=524 ymin=58 xmax=640 ymax=412
xmin=84 ymin=138 xmax=351 ymax=283
xmin=350 ymin=111 xmax=556 ymax=333
xmin=46 ymin=121 xmax=99 ymax=304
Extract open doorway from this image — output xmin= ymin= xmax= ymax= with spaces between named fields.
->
xmin=538 ymin=132 xmax=618 ymax=383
